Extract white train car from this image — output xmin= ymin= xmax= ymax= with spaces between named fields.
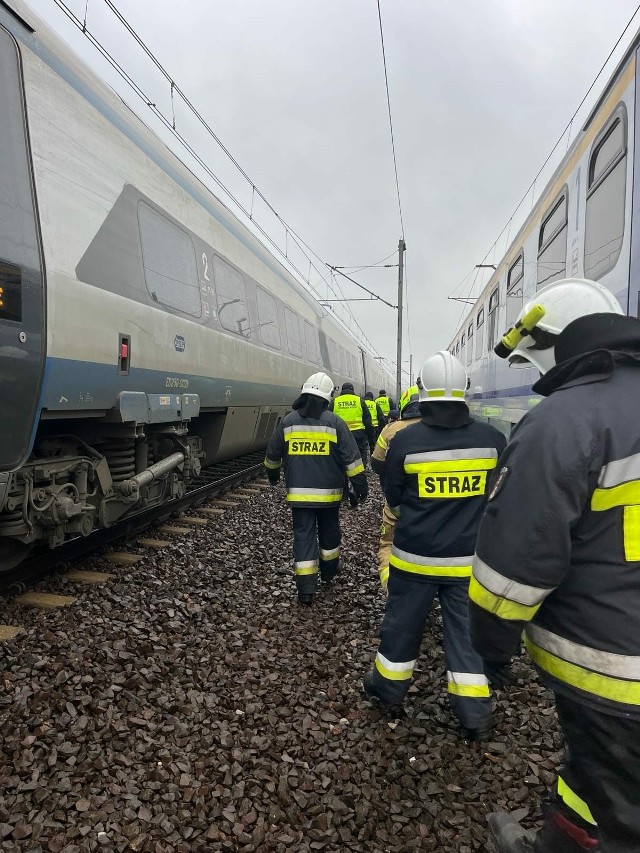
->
xmin=0 ymin=0 xmax=392 ymax=568
xmin=449 ymin=31 xmax=639 ymax=435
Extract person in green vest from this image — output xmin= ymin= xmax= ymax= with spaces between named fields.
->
xmin=375 ymin=390 xmax=395 ymax=420
xmin=330 ymin=382 xmax=376 ymax=468
xmin=364 ymin=391 xmax=387 ymax=437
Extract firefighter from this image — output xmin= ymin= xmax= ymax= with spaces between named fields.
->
xmin=470 ymin=278 xmax=640 ymax=853
xmin=330 ymin=381 xmax=376 ymax=465
xmin=363 ymin=352 xmax=506 ymax=739
xmin=375 ymin=389 xmax=395 ymax=419
xmin=364 ymin=391 xmax=387 ymax=436
xmin=371 ymin=384 xmax=421 ymax=589
xmin=264 ymin=372 xmax=368 ymax=605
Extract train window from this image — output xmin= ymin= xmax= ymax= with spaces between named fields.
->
xmin=0 ymin=263 xmax=21 ymax=323
xmin=537 ymin=191 xmax=567 ymax=289
xmin=285 ymin=308 xmax=302 ymax=358
xmin=475 ymin=308 xmax=484 ymax=359
xmin=213 ymin=257 xmax=250 ymax=337
xmin=256 ymin=287 xmax=280 ymax=349
xmin=466 ymin=322 xmax=473 ymax=365
xmin=455 ymin=341 xmax=460 ymax=356
xmin=487 ymin=288 xmax=500 ymax=350
xmin=507 ymin=252 xmax=524 ymax=327
xmin=585 ymin=108 xmax=627 ymax=280
xmin=138 ymin=203 xmax=201 ymax=317
xmin=304 ymin=320 xmax=318 ymax=363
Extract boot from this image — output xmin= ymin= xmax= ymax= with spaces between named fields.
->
xmin=362 ymin=672 xmax=405 ymax=715
xmin=298 ymin=593 xmax=313 ymax=605
xmin=488 ymin=811 xmax=599 ymax=853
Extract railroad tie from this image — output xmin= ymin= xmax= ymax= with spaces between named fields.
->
xmin=105 ymin=553 xmax=145 ymax=567
xmin=179 ymin=516 xmax=210 ymax=526
xmin=0 ymin=625 xmax=23 ymax=641
xmin=14 ymin=592 xmax=76 ymax=610
xmin=211 ymin=500 xmax=240 ymax=508
xmin=64 ymin=570 xmax=114 ymax=584
xmin=235 ymin=487 xmax=262 ymax=495
xmin=157 ymin=525 xmax=192 ymax=536
xmin=137 ymin=538 xmax=172 ymax=549
xmin=198 ymin=508 xmax=225 ymax=516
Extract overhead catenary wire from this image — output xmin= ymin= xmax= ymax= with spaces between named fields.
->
xmin=449 ymin=1 xmax=640 ymax=322
xmin=376 ymin=0 xmax=405 ymax=239
xmin=50 ymin=0 xmax=385 ymax=360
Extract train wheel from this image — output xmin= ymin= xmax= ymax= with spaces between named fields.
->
xmin=0 ymin=539 xmax=34 ymax=573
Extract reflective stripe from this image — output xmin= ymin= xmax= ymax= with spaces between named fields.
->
xmin=526 ymin=623 xmax=640 ymax=680
xmin=287 ymin=488 xmax=343 ymax=504
xmin=264 ymin=457 xmax=281 ymax=469
xmin=598 ymin=452 xmax=640 ymax=488
xmin=557 ymin=777 xmax=597 ymax=826
xmin=284 ymin=424 xmax=337 ymax=437
xmin=319 ymin=547 xmax=340 ymax=561
xmin=447 ymin=671 xmax=490 ymax=698
xmin=424 ymin=389 xmax=465 ymax=398
xmin=591 ymin=480 xmax=640 ymax=511
xmin=404 ymin=448 xmax=498 ymax=464
xmin=525 ymin=635 xmax=640 ymax=705
xmin=376 ymin=433 xmax=388 ymax=451
xmin=345 ymin=459 xmax=365 ymax=477
xmin=379 ymin=565 xmax=389 ymax=586
xmin=375 ymin=651 xmax=415 ymax=681
xmin=390 ymin=547 xmax=472 ymax=577
xmin=295 ymin=560 xmax=319 ymax=576
xmin=624 ymin=505 xmax=640 ymax=561
xmin=473 ymin=557 xmax=553 ymax=606
xmin=469 ymin=576 xmax=542 ymax=621
xmin=284 ymin=428 xmax=337 ymax=443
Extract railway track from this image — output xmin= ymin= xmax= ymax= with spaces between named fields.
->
xmin=0 ymin=451 xmax=267 ymax=594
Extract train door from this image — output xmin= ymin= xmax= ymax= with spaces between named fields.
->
xmin=0 ymin=24 xmax=45 ymax=471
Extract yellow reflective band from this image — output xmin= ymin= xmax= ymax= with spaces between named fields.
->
xmin=295 ymin=565 xmax=319 ymax=576
xmin=390 ymin=555 xmax=472 ymax=577
xmin=469 ymin=576 xmax=541 ymax=621
xmin=376 ymin=433 xmax=388 ymax=450
xmin=624 ymin=505 xmax=640 ymax=561
xmin=447 ymin=682 xmax=490 ymax=698
xmin=375 ymin=658 xmax=413 ymax=681
xmin=591 ymin=480 xmax=640 ymax=510
xmin=405 ymin=458 xmax=497 ymax=474
xmin=379 ymin=565 xmax=389 ymax=586
xmin=287 ymin=493 xmax=342 ymax=503
xmin=424 ymin=389 xmax=465 ymax=398
xmin=525 ymin=637 xmax=640 ymax=706
xmin=557 ymin=777 xmax=597 ymax=826
xmin=346 ymin=462 xmax=365 ymax=478
xmin=284 ymin=430 xmax=337 ymax=443
xmin=264 ymin=457 xmax=281 ymax=469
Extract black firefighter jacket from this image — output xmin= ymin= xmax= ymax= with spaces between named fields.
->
xmin=384 ymin=406 xmax=507 ymax=584
xmin=470 ymin=325 xmax=640 ymax=719
xmin=265 ymin=409 xmax=368 ymax=509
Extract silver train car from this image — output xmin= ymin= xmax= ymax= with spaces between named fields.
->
xmin=449 ymin=30 xmax=640 ymax=435
xmin=0 ymin=0 xmax=392 ymax=569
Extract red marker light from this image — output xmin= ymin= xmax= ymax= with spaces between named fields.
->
xmin=120 ymin=342 xmax=129 ymax=359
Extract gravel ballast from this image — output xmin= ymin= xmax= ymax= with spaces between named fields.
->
xmin=0 ymin=477 xmax=562 ymax=852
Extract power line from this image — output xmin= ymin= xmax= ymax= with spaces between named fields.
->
xmin=50 ymin=0 xmax=385 ymax=359
xmin=376 ymin=0 xmax=405 ymax=239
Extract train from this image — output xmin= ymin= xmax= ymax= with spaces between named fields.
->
xmin=0 ymin=0 xmax=393 ymax=571
xmin=448 ymin=27 xmax=640 ymax=436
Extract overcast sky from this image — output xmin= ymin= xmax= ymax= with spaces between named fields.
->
xmin=28 ymin=0 xmax=640 ymax=381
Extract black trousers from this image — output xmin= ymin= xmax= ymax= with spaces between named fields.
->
xmin=370 ymin=572 xmax=491 ymax=731
xmin=291 ymin=507 xmax=341 ymax=596
xmin=550 ymin=693 xmax=640 ymax=853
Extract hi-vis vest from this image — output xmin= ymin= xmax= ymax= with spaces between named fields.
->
xmin=364 ymin=399 xmax=379 ymax=427
xmin=333 ymin=394 xmax=365 ymax=431
xmin=376 ymin=395 xmax=391 ymax=416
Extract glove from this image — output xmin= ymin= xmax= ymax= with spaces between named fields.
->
xmin=483 ymin=660 xmax=516 ymax=689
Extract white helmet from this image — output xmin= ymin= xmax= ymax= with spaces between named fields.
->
xmin=419 ymin=351 xmax=467 ymax=402
xmin=501 ymin=278 xmax=623 ymax=374
xmin=301 ymin=372 xmax=334 ymax=402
